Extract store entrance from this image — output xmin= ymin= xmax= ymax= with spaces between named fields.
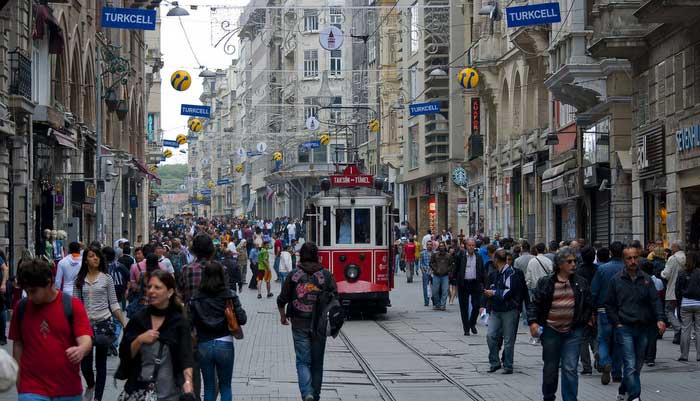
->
xmin=682 ymin=186 xmax=700 ymax=251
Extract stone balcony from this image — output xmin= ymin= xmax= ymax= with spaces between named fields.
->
xmin=634 ymin=0 xmax=700 ymax=24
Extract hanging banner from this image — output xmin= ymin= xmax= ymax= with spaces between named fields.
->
xmin=163 ymin=139 xmax=179 ymax=148
xmin=217 ymin=178 xmax=230 ymax=186
xmin=101 ymin=7 xmax=157 ymax=30
xmin=506 ymin=2 xmax=561 ymax=28
xmin=181 ymin=104 xmax=211 ymax=118
xmin=302 ymin=140 xmax=321 ymax=149
xmin=409 ymin=101 xmax=441 ymax=116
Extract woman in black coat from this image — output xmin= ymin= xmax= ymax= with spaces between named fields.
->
xmin=189 ymin=261 xmax=247 ymax=401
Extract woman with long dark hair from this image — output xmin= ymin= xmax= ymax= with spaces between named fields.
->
xmin=190 ymin=261 xmax=247 ymax=401
xmin=73 ymin=246 xmax=127 ymax=401
xmin=676 ymin=251 xmax=700 ymax=361
xmin=117 ymin=270 xmax=194 ymax=401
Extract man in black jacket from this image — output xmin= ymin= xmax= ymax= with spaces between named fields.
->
xmin=605 ymin=246 xmax=665 ymax=401
xmin=528 ymin=246 xmax=593 ymax=401
xmin=454 ymin=238 xmax=486 ymax=335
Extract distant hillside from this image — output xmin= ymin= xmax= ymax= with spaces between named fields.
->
xmin=154 ymin=164 xmax=188 ymax=193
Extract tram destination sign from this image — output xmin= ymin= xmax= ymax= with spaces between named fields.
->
xmin=101 ymin=7 xmax=157 ymax=31
xmin=330 ymin=174 xmax=374 ymax=187
xmin=181 ymin=104 xmax=211 ymax=118
xmin=506 ymin=2 xmax=561 ymax=28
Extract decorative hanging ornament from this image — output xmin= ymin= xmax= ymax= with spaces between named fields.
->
xmin=234 ymin=164 xmax=244 ymax=173
xmin=163 ymin=149 xmax=173 ymax=158
xmin=207 ymin=181 xmax=215 ymax=189
xmin=176 ymin=133 xmax=187 ymax=145
xmin=458 ymin=68 xmax=479 ymax=89
xmin=368 ymin=119 xmax=380 ymax=132
xmin=188 ymin=119 xmax=203 ymax=132
xmin=149 ymin=165 xmax=158 ymax=172
xmin=170 ymin=70 xmax=192 ymax=91
xmin=319 ymin=134 xmax=330 ymax=145
xmin=272 ymin=151 xmax=283 ymax=161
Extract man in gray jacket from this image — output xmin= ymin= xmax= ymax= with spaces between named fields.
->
xmin=662 ymin=240 xmax=686 ymax=344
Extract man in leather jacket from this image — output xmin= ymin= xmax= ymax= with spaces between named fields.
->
xmin=454 ymin=238 xmax=486 ymax=335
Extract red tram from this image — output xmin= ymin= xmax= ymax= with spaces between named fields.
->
xmin=304 ymin=165 xmax=395 ymax=313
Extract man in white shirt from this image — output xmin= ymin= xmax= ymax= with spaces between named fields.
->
xmin=155 ymin=243 xmax=175 ymax=275
xmin=422 ymin=230 xmax=433 ymax=251
xmin=526 ymin=242 xmax=553 ymax=289
xmin=54 ymin=242 xmax=83 ymax=296
xmin=286 ymin=221 xmax=297 ymax=241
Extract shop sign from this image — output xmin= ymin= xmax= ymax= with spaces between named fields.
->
xmin=676 ymin=124 xmax=700 ymax=153
xmin=129 ymin=194 xmax=138 ymax=209
xmin=457 ymin=203 xmax=468 ymax=217
xmin=504 ymin=177 xmax=511 ymax=204
xmin=101 ymin=7 xmax=157 ymax=31
xmin=471 ymin=98 xmax=480 ymax=136
xmin=506 ymin=2 xmax=561 ymax=28
xmin=409 ymin=101 xmax=441 ymax=116
xmin=637 ymin=135 xmax=649 ymax=169
xmin=181 ymin=104 xmax=211 ymax=118
xmin=451 ymin=167 xmax=468 ymax=186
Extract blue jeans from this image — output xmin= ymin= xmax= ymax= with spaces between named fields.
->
xmin=541 ymin=327 xmax=582 ymax=401
xmin=279 ymin=272 xmax=288 ymax=284
xmin=292 ymin=327 xmax=327 ymax=401
xmin=273 ymin=256 xmax=281 ymax=279
xmin=487 ymin=309 xmax=518 ymax=370
xmin=421 ymin=271 xmax=431 ymax=305
xmin=394 ymin=254 xmax=401 ymax=274
xmin=597 ymin=312 xmax=622 ymax=377
xmin=19 ymin=395 xmax=81 ymax=401
xmin=431 ymin=274 xmax=449 ymax=307
xmin=616 ymin=325 xmax=648 ymax=400
xmin=198 ymin=340 xmax=235 ymax=401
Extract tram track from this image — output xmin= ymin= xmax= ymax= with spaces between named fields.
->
xmin=338 ymin=320 xmax=483 ymax=401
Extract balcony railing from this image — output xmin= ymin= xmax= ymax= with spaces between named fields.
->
xmin=9 ymin=49 xmax=31 ymax=100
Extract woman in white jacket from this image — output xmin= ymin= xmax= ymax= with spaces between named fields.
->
xmin=278 ymin=246 xmax=293 ymax=282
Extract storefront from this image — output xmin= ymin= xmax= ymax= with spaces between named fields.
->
xmin=637 ymin=123 xmax=667 ymax=245
xmin=675 ymin=122 xmax=700 ymax=251
xmin=542 ymin=157 xmax=580 ymax=241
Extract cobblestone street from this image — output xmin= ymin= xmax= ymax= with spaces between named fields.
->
xmin=3 ymin=270 xmax=699 ymax=401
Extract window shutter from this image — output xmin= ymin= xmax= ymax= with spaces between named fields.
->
xmin=675 ymin=53 xmax=684 ymax=112
xmin=656 ymin=62 xmax=665 ymax=118
xmin=684 ymin=47 xmax=694 ymax=109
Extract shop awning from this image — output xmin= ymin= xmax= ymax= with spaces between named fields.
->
xmin=616 ymin=150 xmax=632 ymax=172
xmin=542 ymin=159 xmax=577 ymax=193
xmin=49 ymin=128 xmax=77 ymax=150
xmin=131 ymin=158 xmax=161 ymax=185
xmin=246 ymin=197 xmax=256 ymax=213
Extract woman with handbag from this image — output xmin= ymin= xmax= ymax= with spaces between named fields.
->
xmin=73 ymin=246 xmax=127 ymax=401
xmin=189 ymin=261 xmax=247 ymax=401
xmin=117 ymin=269 xmax=194 ymax=401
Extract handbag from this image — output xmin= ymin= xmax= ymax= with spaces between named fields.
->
xmin=225 ymin=298 xmax=244 ymax=340
xmin=92 ymin=318 xmax=116 ymax=347
xmin=117 ymin=342 xmax=164 ymax=401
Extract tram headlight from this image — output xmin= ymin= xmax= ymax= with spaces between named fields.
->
xmin=344 ymin=264 xmax=360 ymax=281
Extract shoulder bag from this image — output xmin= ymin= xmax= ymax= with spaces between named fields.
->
xmin=117 ymin=342 xmax=164 ymax=401
xmin=225 ymin=298 xmax=244 ymax=339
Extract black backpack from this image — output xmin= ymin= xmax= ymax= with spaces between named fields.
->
xmin=311 ymin=271 xmax=345 ymax=339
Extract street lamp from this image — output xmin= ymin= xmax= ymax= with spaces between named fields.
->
xmin=105 ymin=89 xmax=119 ymax=112
xmin=199 ymin=67 xmax=217 ymax=78
xmin=429 ymin=67 xmax=448 ymax=77
xmin=116 ymin=100 xmax=129 ymax=121
xmin=166 ymin=1 xmax=190 ymax=17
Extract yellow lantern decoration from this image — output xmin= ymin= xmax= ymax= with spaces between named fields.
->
xmin=176 ymin=133 xmax=187 ymax=145
xmin=368 ymin=119 xmax=380 ymax=132
xmin=188 ymin=119 xmax=203 ymax=133
xmin=234 ymin=164 xmax=244 ymax=173
xmin=149 ymin=165 xmax=158 ymax=173
xmin=207 ymin=182 xmax=215 ymax=189
xmin=170 ymin=70 xmax=192 ymax=91
xmin=319 ymin=134 xmax=330 ymax=145
xmin=458 ymin=67 xmax=479 ymax=89
xmin=196 ymin=193 xmax=204 ymax=201
xmin=163 ymin=149 xmax=173 ymax=158
xmin=272 ymin=151 xmax=283 ymax=161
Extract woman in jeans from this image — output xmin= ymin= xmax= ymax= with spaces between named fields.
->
xmin=73 ymin=246 xmax=127 ymax=401
xmin=675 ymin=251 xmax=700 ymax=361
xmin=190 ymin=261 xmax=247 ymax=401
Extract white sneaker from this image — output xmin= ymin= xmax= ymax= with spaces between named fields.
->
xmin=83 ymin=387 xmax=95 ymax=401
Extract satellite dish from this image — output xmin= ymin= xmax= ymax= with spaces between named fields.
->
xmin=256 ymin=142 xmax=267 ymax=153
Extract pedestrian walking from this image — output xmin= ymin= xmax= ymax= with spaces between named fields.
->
xmin=273 ymin=233 xmax=283 ymax=282
xmin=248 ymin=244 xmax=259 ymax=290
xmin=55 ymin=242 xmax=83 ymax=296
xmin=0 ymin=250 xmax=9 ymax=346
xmin=577 ymin=246 xmax=598 ymax=374
xmin=104 ymin=246 xmax=130 ymax=356
xmin=484 ymin=249 xmax=523 ymax=374
xmin=73 ymin=246 xmax=127 ymax=401
xmin=278 ymin=246 xmax=293 ymax=283
xmin=116 ymin=270 xmax=195 ymax=401
xmin=9 ymin=258 xmax=93 ymax=401
xmin=419 ymin=242 xmax=433 ymax=306
xmin=454 ymin=238 xmax=486 ymax=336
xmin=591 ymin=241 xmax=626 ymax=385
xmin=221 ymin=249 xmax=242 ymax=292
xmin=189 ymin=262 xmax=247 ymax=401
xmin=236 ymin=239 xmax=249 ymax=284
xmin=404 ymin=239 xmax=416 ymax=283
xmin=662 ymin=241 xmax=686 ymax=344
xmin=277 ymin=242 xmax=338 ymax=401
xmin=430 ymin=242 xmax=453 ymax=311
xmin=675 ymin=250 xmax=700 ymax=361
xmin=528 ymin=247 xmax=593 ymax=401
xmin=257 ymin=240 xmax=273 ymax=299
xmin=605 ymin=246 xmax=665 ymax=401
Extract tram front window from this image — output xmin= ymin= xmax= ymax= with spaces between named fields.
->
xmin=354 ymin=208 xmax=370 ymax=244
xmin=337 ymin=209 xmax=352 ymax=244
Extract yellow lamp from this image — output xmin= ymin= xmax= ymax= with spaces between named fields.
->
xmin=170 ymin=70 xmax=192 ymax=91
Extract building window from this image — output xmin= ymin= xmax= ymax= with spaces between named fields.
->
xmin=298 ymin=145 xmax=310 ymax=163
xmin=408 ymin=66 xmax=418 ymax=100
xmin=330 ymin=96 xmax=342 ymax=124
xmin=304 ymin=97 xmax=318 ymax=119
xmin=303 ymin=49 xmax=319 ymax=78
xmin=331 ymin=143 xmax=346 ymax=163
xmin=313 ymin=143 xmax=327 ymax=163
xmin=329 ymin=8 xmax=343 ymax=28
xmin=304 ymin=10 xmax=318 ymax=32
xmin=330 ymin=50 xmax=342 ymax=76
xmin=409 ymin=4 xmax=419 ymax=55
xmin=409 ymin=124 xmax=419 ymax=169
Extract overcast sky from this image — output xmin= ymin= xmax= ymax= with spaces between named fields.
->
xmin=159 ymin=1 xmax=247 ymax=164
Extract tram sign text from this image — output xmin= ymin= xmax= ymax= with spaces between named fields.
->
xmin=330 ymin=174 xmax=373 ymax=187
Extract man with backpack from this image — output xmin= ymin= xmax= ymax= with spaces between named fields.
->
xmin=104 ymin=247 xmax=129 ymax=356
xmin=277 ymin=242 xmax=339 ymax=401
xmin=9 ymin=258 xmax=93 ymax=401
xmin=167 ymin=238 xmax=189 ymax=282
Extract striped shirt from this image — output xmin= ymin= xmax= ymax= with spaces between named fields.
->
xmin=73 ymin=272 xmax=120 ymax=322
xmin=419 ymin=249 xmax=432 ymax=273
xmin=547 ymin=280 xmax=575 ymax=333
